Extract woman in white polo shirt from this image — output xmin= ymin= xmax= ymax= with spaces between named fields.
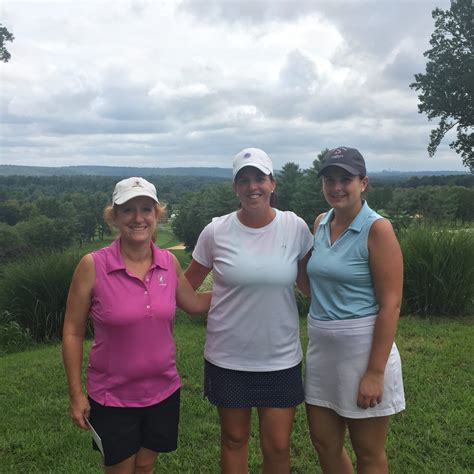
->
xmin=185 ymin=148 xmax=313 ymax=474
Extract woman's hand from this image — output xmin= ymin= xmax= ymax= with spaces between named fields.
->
xmin=69 ymin=392 xmax=91 ymax=430
xmin=357 ymin=370 xmax=384 ymax=409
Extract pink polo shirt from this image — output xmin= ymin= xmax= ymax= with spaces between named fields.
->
xmin=86 ymin=239 xmax=181 ymax=407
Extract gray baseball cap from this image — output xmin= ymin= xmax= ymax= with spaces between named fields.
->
xmin=318 ymin=147 xmax=367 ymax=177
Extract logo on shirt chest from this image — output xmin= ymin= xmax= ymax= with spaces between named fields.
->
xmin=158 ymin=275 xmax=167 ymax=286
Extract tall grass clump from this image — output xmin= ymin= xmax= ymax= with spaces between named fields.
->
xmin=0 ymin=251 xmax=82 ymax=342
xmin=0 ymin=311 xmax=34 ymax=355
xmin=295 ymin=288 xmax=310 ymax=318
xmin=400 ymin=225 xmax=474 ymax=317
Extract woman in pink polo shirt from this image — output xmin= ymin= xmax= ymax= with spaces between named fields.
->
xmin=62 ymin=177 xmax=211 ymax=473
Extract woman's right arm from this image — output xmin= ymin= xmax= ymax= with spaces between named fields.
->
xmin=184 ymin=259 xmax=212 ymax=290
xmin=297 ymin=213 xmax=325 ymax=296
xmin=61 ymin=254 xmax=95 ymax=430
xmin=173 ymin=255 xmax=212 ymax=314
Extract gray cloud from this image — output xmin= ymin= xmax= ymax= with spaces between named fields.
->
xmin=178 ymin=0 xmax=319 ymax=24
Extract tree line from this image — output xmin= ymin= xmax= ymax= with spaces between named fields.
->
xmin=0 ymin=175 xmax=227 ymax=263
xmin=172 ymin=155 xmax=474 ymax=250
xmin=0 ymin=169 xmax=473 ymax=262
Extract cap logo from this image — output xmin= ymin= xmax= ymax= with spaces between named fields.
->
xmin=333 ymin=148 xmax=345 ymax=158
xmin=132 ymin=180 xmax=143 ymax=188
xmin=243 ymin=152 xmax=252 ymax=158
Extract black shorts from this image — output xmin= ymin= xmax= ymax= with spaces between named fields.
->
xmin=88 ymin=389 xmax=180 ymax=467
xmin=204 ymin=360 xmax=304 ymax=408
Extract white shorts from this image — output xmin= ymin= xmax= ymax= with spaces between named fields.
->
xmin=305 ymin=315 xmax=405 ymax=419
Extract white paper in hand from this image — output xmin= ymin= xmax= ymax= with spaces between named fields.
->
xmin=84 ymin=416 xmax=104 ymax=457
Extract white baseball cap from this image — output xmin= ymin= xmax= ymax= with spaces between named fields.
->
xmin=232 ymin=148 xmax=274 ymax=180
xmin=112 ymin=177 xmax=159 ymax=205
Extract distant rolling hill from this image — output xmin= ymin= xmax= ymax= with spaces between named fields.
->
xmin=0 ymin=164 xmax=468 ymax=179
xmin=0 ymin=164 xmax=233 ymax=178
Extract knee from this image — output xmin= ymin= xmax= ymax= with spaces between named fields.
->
xmin=353 ymin=446 xmax=387 ymax=466
xmin=221 ymin=429 xmax=250 ymax=451
xmin=311 ymin=433 xmax=341 ymax=457
xmin=312 ymin=437 xmax=329 ymax=455
xmin=134 ymin=461 xmax=155 ymax=474
xmin=260 ymin=436 xmax=290 ymax=458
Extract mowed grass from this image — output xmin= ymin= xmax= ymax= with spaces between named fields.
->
xmin=0 ymin=316 xmax=472 ymax=473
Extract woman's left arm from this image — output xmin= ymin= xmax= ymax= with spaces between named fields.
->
xmin=295 ymin=216 xmax=316 ymax=297
xmin=296 ymin=251 xmax=311 ymax=297
xmin=357 ymin=218 xmax=403 ymax=409
xmin=173 ymin=254 xmax=212 ymax=315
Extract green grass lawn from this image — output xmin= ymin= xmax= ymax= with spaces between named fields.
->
xmin=0 ymin=316 xmax=472 ymax=473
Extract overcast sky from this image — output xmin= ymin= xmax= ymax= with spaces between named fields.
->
xmin=0 ymin=0 xmax=466 ymax=172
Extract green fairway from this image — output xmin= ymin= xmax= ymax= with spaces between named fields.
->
xmin=0 ymin=316 xmax=472 ymax=473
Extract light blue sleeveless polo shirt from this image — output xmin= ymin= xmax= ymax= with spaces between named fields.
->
xmin=307 ymin=201 xmax=382 ymax=321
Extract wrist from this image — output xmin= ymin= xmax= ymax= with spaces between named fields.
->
xmin=69 ymin=390 xmax=85 ymax=399
xmin=366 ymin=368 xmax=384 ymax=377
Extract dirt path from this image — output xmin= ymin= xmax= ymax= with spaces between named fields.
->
xmin=166 ymin=244 xmax=186 ymax=250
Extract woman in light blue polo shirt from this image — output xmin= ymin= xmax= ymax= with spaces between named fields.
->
xmin=305 ymin=147 xmax=405 ymax=473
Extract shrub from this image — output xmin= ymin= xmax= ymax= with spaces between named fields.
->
xmin=15 ymin=215 xmax=76 ymax=252
xmin=400 ymin=226 xmax=474 ymax=317
xmin=0 ymin=222 xmax=29 ymax=265
xmin=0 ymin=251 xmax=82 ymax=341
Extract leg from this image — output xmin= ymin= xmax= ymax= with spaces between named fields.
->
xmin=257 ymin=406 xmax=295 ymax=474
xmin=306 ymin=404 xmax=353 ymax=474
xmin=346 ymin=416 xmax=390 ymax=474
xmin=104 ymin=448 xmax=158 ymax=474
xmin=217 ymin=407 xmax=252 ymax=474
xmin=134 ymin=447 xmax=159 ymax=474
xmin=104 ymin=454 xmax=136 ymax=474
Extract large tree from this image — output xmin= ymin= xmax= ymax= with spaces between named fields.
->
xmin=172 ymin=184 xmax=238 ymax=251
xmin=276 ymin=162 xmax=303 ymax=211
xmin=410 ymin=0 xmax=474 ymax=171
xmin=0 ymin=24 xmax=14 ymax=62
xmin=291 ymin=149 xmax=328 ymax=226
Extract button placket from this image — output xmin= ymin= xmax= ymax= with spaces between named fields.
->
xmin=144 ymin=274 xmax=152 ymax=313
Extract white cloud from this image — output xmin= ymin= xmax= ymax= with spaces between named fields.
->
xmin=0 ymin=0 xmax=465 ymax=172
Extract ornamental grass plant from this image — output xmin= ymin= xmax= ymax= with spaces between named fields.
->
xmin=400 ymin=225 xmax=474 ymax=317
xmin=0 ymin=312 xmax=34 ymax=355
xmin=0 ymin=224 xmax=185 ymax=351
xmin=0 ymin=251 xmax=81 ymax=342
